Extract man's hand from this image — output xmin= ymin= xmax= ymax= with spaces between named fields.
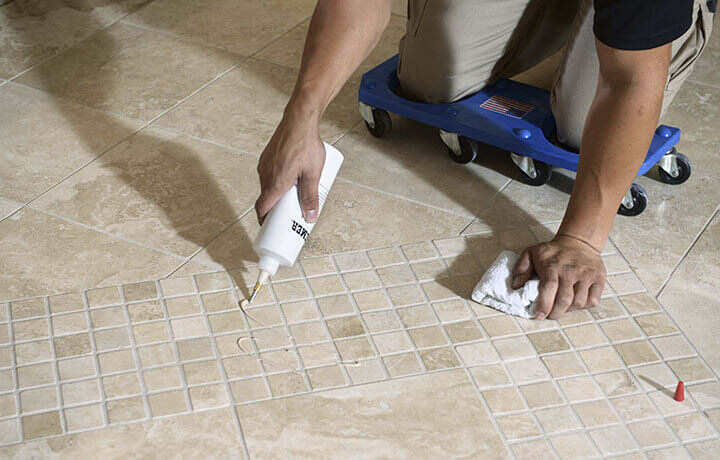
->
xmin=255 ymin=114 xmax=325 ymax=225
xmin=512 ymin=235 xmax=606 ymax=320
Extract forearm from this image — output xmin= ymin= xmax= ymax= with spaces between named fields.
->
xmin=559 ymin=42 xmax=670 ymax=250
xmin=285 ymin=0 xmax=392 ymax=123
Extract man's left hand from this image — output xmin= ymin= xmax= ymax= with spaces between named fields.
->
xmin=512 ymin=235 xmax=606 ymax=320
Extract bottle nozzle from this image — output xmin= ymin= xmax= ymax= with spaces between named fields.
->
xmin=247 ymin=270 xmax=270 ymax=305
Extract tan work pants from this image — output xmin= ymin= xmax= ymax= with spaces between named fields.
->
xmin=398 ymin=0 xmax=713 ymax=148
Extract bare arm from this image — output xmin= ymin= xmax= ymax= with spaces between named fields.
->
xmin=255 ymin=0 xmax=392 ymax=223
xmin=514 ymin=40 xmax=671 ymax=319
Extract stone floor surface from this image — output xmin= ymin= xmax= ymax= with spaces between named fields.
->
xmin=1 ymin=0 xmax=719 ymax=458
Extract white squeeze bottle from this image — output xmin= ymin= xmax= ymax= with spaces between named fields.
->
xmin=247 ymin=142 xmax=344 ymax=303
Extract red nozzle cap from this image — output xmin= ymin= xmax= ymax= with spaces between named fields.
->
xmin=674 ymin=381 xmax=685 ymax=402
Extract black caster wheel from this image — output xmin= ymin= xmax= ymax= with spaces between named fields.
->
xmin=618 ymin=183 xmax=648 ymax=216
xmin=520 ymin=159 xmax=552 ymax=186
xmin=364 ymin=109 xmax=392 ymax=138
xmin=658 ymin=149 xmax=691 ymax=185
xmin=447 ymin=136 xmax=478 ymax=164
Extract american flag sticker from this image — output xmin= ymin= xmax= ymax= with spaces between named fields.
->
xmin=480 ymin=95 xmax=534 ymax=118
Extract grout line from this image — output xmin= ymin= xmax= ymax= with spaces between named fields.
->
xmin=420 ymin=242 xmax=520 ymax=459
xmin=80 ymin=289 xmax=111 ymax=427
xmin=6 ymin=302 xmax=24 ymax=443
xmin=610 ymin=226 xmax=720 ymax=387
xmin=295 ymin=262 xmax=357 ymax=385
xmin=19 ymin=52 xmax=246 ymax=211
xmin=43 ymin=296 xmax=67 ymax=434
xmin=369 ymin=256 xmax=428 ymax=374
xmin=162 ymin=206 xmax=255 ymax=279
xmin=267 ymin=276 xmax=315 ymax=393
xmin=154 ymin=280 xmax=193 ymax=413
xmin=334 ymin=176 xmax=478 ymax=220
xmin=655 ymin=205 xmax=719 ymax=299
xmin=192 ymin=274 xmax=252 ymax=459
xmin=2 ymin=236 xmax=720 ymax=454
xmin=28 ymin=208 xmax=187 ymax=262
xmin=117 ymin=286 xmax=152 ymax=422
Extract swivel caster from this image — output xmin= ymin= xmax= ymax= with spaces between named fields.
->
xmin=359 ymin=102 xmax=392 ymax=138
xmin=510 ymin=153 xmax=552 ymax=186
xmin=440 ymin=130 xmax=478 ymax=164
xmin=618 ymin=183 xmax=648 ymax=216
xmin=657 ymin=148 xmax=691 ymax=185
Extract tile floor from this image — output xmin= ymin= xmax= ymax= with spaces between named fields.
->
xmin=1 ymin=0 xmax=719 ymax=458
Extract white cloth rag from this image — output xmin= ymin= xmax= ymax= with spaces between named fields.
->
xmin=471 ymin=250 xmax=539 ymax=319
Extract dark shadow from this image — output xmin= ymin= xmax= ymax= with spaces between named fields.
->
xmin=639 ymin=375 xmax=675 ymax=398
xmin=6 ymin=0 xmax=257 ymax=297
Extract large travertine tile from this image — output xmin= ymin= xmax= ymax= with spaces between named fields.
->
xmin=154 ymin=57 xmax=360 ymax=154
xmin=610 ymin=81 xmax=720 ymax=293
xmin=658 ymin=211 xmax=720 ymax=374
xmin=0 ymin=208 xmax=183 ymax=300
xmin=0 ymin=408 xmax=246 ymax=458
xmin=172 ymin=180 xmax=470 ymax=276
xmin=0 ymin=83 xmax=141 ymax=203
xmin=123 ymin=0 xmax=316 ymax=56
xmin=334 ymin=119 xmax=510 ymax=217
xmin=0 ymin=197 xmax=22 ymax=220
xmin=236 ymin=369 xmax=509 ymax=459
xmin=468 ymin=172 xmax=574 ymax=234
xmin=32 ymin=127 xmax=259 ymax=258
xmin=256 ymin=14 xmax=406 ymax=79
xmin=17 ymin=22 xmax=240 ymax=120
xmin=0 ymin=0 xmax=148 ymax=79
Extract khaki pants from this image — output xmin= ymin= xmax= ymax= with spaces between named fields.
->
xmin=398 ymin=0 xmax=713 ymax=148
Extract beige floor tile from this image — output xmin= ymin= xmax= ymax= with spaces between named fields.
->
xmin=572 ymin=400 xmax=618 ymax=427
xmin=611 ymin=81 xmax=720 ymax=294
xmin=0 ymin=196 xmax=22 ymax=220
xmin=557 ymin=375 xmax=603 ymax=402
xmin=589 ymin=425 xmax=638 ymax=456
xmin=666 ymin=412 xmax=715 ymax=442
xmin=686 ymin=439 xmax=720 ymax=460
xmin=496 ymin=412 xmax=541 ymax=440
xmin=154 ymin=57 xmax=360 ymax=153
xmin=0 ymin=83 xmax=141 ymax=203
xmin=32 ymin=127 xmax=258 ymax=258
xmin=483 ymin=387 xmax=526 ymax=413
xmin=0 ymin=0 xmax=146 ymax=79
xmin=511 ymin=439 xmax=555 ymax=460
xmin=175 ymin=181 xmax=470 ymax=273
xmin=0 ymin=208 xmax=183 ymax=300
xmin=469 ymin=364 xmax=510 ymax=388
xmin=124 ymin=0 xmax=316 ymax=56
xmin=627 ymin=419 xmax=676 ymax=448
xmin=550 ymin=432 xmax=598 ymax=460
xmin=257 ymin=14 xmax=407 ymax=80
xmin=237 ymin=369 xmax=509 ymax=459
xmin=471 ymin=170 xmax=578 ymax=233
xmin=0 ymin=407 xmax=246 ymax=458
xmin=534 ymin=406 xmax=581 ymax=433
xmin=519 ymin=381 xmax=563 ymax=409
xmin=658 ymin=212 xmax=720 ymax=375
xmin=334 ymin=118 xmax=511 ymax=217
xmin=17 ymin=22 xmax=240 ymax=121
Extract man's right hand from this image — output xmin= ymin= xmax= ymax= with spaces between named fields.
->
xmin=255 ymin=112 xmax=326 ymax=225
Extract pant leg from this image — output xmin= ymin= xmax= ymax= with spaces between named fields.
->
xmin=398 ymin=0 xmax=580 ymax=104
xmin=551 ymin=0 xmax=714 ymax=149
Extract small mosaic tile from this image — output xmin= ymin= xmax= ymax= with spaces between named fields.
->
xmin=0 ymin=238 xmax=717 ymax=457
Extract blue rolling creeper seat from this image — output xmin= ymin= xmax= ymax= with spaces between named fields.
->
xmin=357 ymin=55 xmax=692 ymax=216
